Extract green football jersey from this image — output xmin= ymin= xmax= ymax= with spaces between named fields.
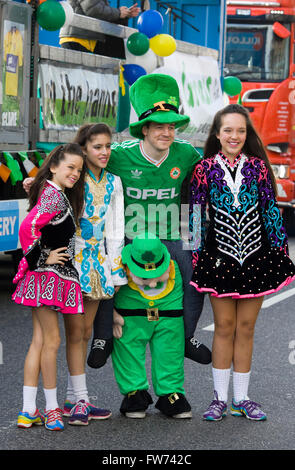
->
xmin=107 ymin=139 xmax=201 ymax=240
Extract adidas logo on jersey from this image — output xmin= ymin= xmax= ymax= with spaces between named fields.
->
xmin=131 ymin=169 xmax=142 ymax=179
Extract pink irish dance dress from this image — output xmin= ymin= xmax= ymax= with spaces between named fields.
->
xmin=12 ymin=180 xmax=83 ymax=314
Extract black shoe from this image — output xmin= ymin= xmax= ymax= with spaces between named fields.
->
xmin=155 ymin=393 xmax=192 ymax=418
xmin=120 ymin=390 xmax=153 ymax=418
xmin=87 ymin=338 xmax=113 ymax=369
xmin=185 ymin=337 xmax=212 ymax=364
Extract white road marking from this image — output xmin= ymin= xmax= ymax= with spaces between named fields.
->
xmin=261 ymin=287 xmax=295 ymax=309
xmin=202 ymin=287 xmax=295 ymax=331
xmin=0 ymin=420 xmax=17 ymax=431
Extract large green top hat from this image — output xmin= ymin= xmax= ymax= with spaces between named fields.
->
xmin=122 ymin=232 xmax=171 ymax=279
xmin=129 ymin=73 xmax=190 ymax=139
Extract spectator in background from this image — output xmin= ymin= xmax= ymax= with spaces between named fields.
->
xmin=59 ymin=0 xmax=141 ymax=59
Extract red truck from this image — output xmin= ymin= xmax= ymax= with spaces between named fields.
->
xmin=225 ymin=0 xmax=295 ymax=232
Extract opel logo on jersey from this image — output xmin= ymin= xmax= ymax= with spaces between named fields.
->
xmin=126 ymin=187 xmax=179 ymax=200
xmin=170 ymin=167 xmax=181 ymax=179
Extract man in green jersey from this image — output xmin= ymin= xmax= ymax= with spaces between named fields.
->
xmin=89 ymin=73 xmax=211 ymax=366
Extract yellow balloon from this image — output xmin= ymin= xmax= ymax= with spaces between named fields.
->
xmin=149 ymin=34 xmax=176 ymax=57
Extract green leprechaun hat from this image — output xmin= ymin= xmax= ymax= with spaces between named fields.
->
xmin=122 ymin=232 xmax=171 ymax=279
xmin=129 ymin=73 xmax=190 ymax=139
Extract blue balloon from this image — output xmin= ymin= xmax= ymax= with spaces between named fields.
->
xmin=137 ymin=10 xmax=163 ymax=39
xmin=123 ymin=64 xmax=147 ymax=86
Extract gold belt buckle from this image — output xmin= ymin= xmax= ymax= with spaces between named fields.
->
xmin=147 ymin=308 xmax=159 ymax=321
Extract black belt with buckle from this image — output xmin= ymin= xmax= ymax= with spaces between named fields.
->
xmin=116 ymin=308 xmax=183 ymax=322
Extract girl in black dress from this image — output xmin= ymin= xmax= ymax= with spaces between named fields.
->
xmin=190 ymin=104 xmax=295 ymax=421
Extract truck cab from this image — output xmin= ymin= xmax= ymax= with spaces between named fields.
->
xmin=225 ymin=0 xmax=295 ymax=231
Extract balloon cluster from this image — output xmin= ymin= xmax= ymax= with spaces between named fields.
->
xmin=36 ymin=0 xmax=74 ymax=32
xmin=123 ymin=10 xmax=177 ymax=86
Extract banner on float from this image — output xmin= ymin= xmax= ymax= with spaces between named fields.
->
xmin=0 ymin=200 xmax=18 ymax=251
xmin=156 ymin=53 xmax=224 ymax=141
xmin=0 ymin=198 xmax=29 ymax=252
xmin=39 ymin=62 xmax=118 ymax=130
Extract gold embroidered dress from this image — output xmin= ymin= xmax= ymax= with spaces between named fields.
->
xmin=75 ymin=169 xmax=127 ymax=300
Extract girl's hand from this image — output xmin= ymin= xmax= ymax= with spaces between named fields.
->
xmin=45 ymin=247 xmax=70 ymax=265
xmin=23 ymin=177 xmax=35 ymax=194
xmin=113 ymin=309 xmax=124 ymax=339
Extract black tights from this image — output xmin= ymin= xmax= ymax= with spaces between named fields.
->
xmin=92 ymin=298 xmax=114 ymax=340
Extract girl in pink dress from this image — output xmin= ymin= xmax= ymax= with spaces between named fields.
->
xmin=21 ymin=125 xmax=123 ymax=427
xmin=13 ymin=143 xmax=85 ymax=431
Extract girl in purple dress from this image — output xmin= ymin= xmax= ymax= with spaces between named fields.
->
xmin=190 ymin=104 xmax=295 ymax=421
xmin=13 ymin=144 xmax=85 ymax=431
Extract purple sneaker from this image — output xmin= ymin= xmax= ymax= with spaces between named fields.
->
xmin=203 ymin=391 xmax=227 ymax=421
xmin=230 ymin=399 xmax=267 ymax=421
xmin=68 ymin=400 xmax=90 ymax=426
xmin=64 ymin=400 xmax=111 ymax=420
xmin=85 ymin=402 xmax=111 ymax=420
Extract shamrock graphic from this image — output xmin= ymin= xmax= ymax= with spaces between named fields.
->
xmin=141 ymin=251 xmax=156 ymax=262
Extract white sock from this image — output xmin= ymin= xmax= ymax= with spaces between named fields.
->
xmin=70 ymin=374 xmax=89 ymax=402
xmin=22 ymin=386 xmax=38 ymax=414
xmin=212 ymin=367 xmax=231 ymax=402
xmin=43 ymin=387 xmax=59 ymax=411
xmin=233 ymin=370 xmax=251 ymax=403
xmin=66 ymin=373 xmax=76 ymax=403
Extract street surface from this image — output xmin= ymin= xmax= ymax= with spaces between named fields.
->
xmin=1 ymin=240 xmax=295 ymax=456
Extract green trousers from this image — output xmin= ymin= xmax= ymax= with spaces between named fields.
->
xmin=112 ymin=316 xmax=185 ymax=396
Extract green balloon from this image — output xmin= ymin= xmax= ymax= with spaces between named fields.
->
xmin=127 ymin=32 xmax=150 ymax=56
xmin=36 ymin=0 xmax=66 ymax=32
xmin=223 ymin=76 xmax=242 ymax=96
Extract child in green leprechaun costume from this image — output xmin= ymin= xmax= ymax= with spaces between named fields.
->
xmin=111 ymin=233 xmax=192 ymax=419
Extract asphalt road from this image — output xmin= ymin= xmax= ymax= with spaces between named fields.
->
xmin=1 ymin=241 xmax=295 ymax=457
